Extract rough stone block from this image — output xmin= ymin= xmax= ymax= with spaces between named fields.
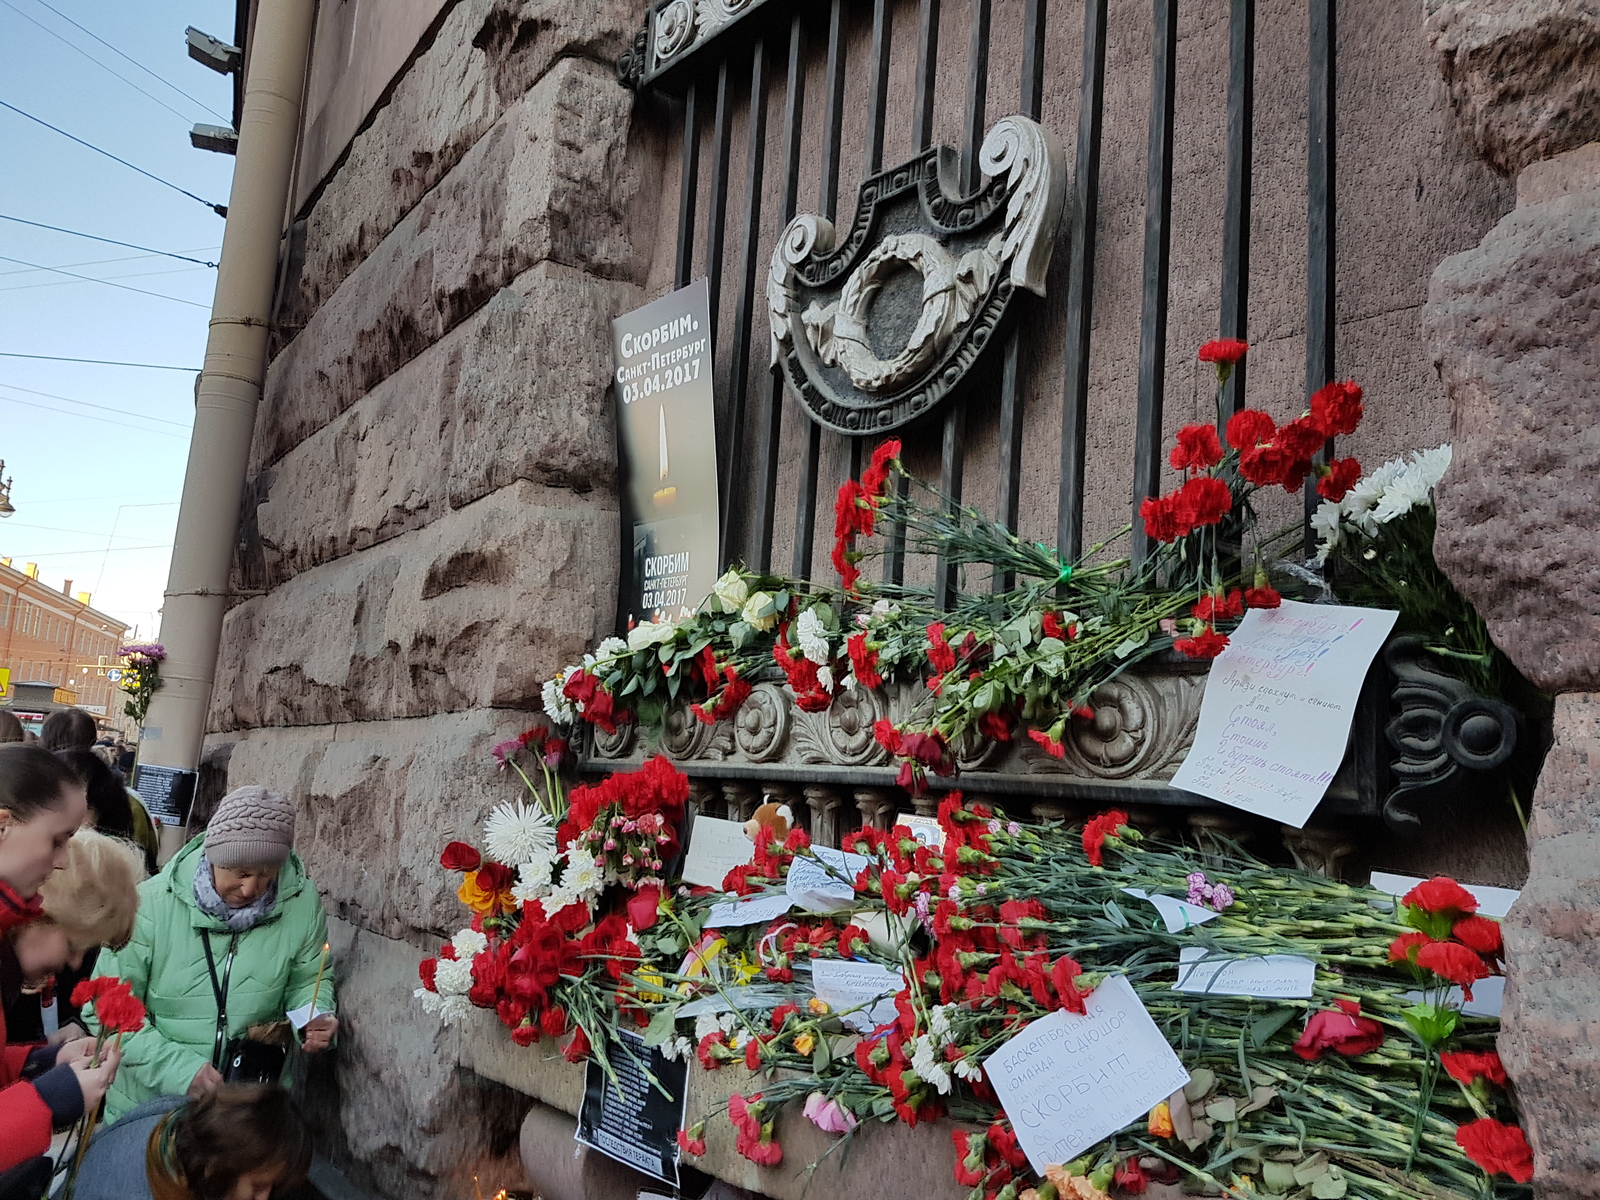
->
xmin=317 ymin=917 xmax=532 ymax=1200
xmin=213 ymin=481 xmax=617 ymax=732
xmin=1425 ymin=0 xmax=1600 ymax=175
xmin=240 ymin=262 xmax=634 ymax=591
xmin=1425 ymin=188 xmax=1600 ymax=692
xmin=211 ymin=708 xmax=542 ymax=936
xmin=287 ymin=0 xmax=641 ymax=330
xmin=1500 ymin=692 xmax=1600 ymax=1197
xmin=258 ymin=56 xmax=639 ymax=470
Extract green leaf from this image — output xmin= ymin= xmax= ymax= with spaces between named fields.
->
xmin=813 ymin=1037 xmax=831 ymax=1074
xmin=687 ymin=636 xmax=712 ymax=655
xmin=729 ymin=621 xmax=753 ymax=650
xmin=666 ymin=672 xmax=681 ymax=700
xmin=1205 ymin=1097 xmax=1238 ymax=1124
xmin=1102 ymin=900 xmax=1129 ymax=928
xmin=1239 ymin=1085 xmax=1279 ymax=1116
xmin=641 ymin=1005 xmax=680 ymax=1047
xmin=1183 ymin=1067 xmax=1216 ymax=1102
xmin=1293 ymin=1153 xmax=1329 ymax=1185
xmin=1261 ymin=1162 xmax=1298 ymax=1193
xmin=1311 ymin=1168 xmax=1348 ymax=1199
xmin=1402 ymin=1003 xmax=1459 ymax=1048
xmin=619 ymin=675 xmax=643 ymax=697
xmin=1249 ymin=1008 xmax=1299 ymax=1047
xmin=658 ymin=643 xmax=676 ymax=665
xmin=870 ymin=1096 xmax=894 ymax=1118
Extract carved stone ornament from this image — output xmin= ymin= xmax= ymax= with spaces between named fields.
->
xmin=768 ymin=116 xmax=1066 ymax=434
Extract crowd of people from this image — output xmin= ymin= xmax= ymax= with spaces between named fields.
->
xmin=0 ymin=713 xmax=338 ymax=1200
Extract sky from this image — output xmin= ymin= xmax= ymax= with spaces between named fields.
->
xmin=0 ymin=0 xmax=236 ymax=640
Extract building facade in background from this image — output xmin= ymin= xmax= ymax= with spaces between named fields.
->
xmin=195 ymin=1 xmax=1600 ymax=1197
xmin=0 ymin=558 xmax=128 ymax=720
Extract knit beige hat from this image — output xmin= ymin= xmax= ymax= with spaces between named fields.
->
xmin=204 ymin=786 xmax=296 ymax=869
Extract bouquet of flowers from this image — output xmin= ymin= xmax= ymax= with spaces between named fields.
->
xmin=116 ymin=642 xmax=166 ymax=725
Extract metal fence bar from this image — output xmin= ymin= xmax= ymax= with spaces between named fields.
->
xmin=1055 ymin=0 xmax=1109 ymax=564
xmin=1219 ymin=0 xmax=1254 ymax=419
xmin=993 ymin=0 xmax=1047 ymax=593
xmin=720 ymin=38 xmax=769 ymax=567
xmin=704 ymin=61 xmax=733 ymax=349
xmin=936 ymin=0 xmax=989 ymax=610
xmin=791 ymin=0 xmax=848 ymax=582
xmin=753 ymin=15 xmax=806 ymax=573
xmin=1304 ymin=0 xmax=1337 ymax=552
xmin=1129 ymin=0 xmax=1179 ymax=566
xmin=673 ymin=80 xmax=700 ymax=289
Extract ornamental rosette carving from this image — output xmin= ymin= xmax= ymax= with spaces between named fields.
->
xmin=732 ymin=683 xmax=790 ymax=762
xmin=768 ymin=115 xmax=1066 ymax=435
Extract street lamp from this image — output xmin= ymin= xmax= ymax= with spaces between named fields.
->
xmin=0 ymin=461 xmax=13 ymax=517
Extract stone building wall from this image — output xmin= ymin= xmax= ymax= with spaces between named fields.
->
xmin=199 ymin=0 xmax=1550 ymax=1194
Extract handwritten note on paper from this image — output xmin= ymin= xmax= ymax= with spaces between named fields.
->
xmin=681 ymin=816 xmax=755 ymax=888
xmin=1121 ymin=888 xmax=1220 ymax=933
xmin=786 ymin=846 xmax=871 ymax=912
xmin=1172 ymin=947 xmax=1315 ymax=999
xmin=811 ymin=958 xmax=903 ymax=1033
xmin=1171 ymin=600 xmax=1398 ymax=828
xmin=705 ymin=892 xmax=793 ymax=928
xmin=984 ymin=976 xmax=1189 ymax=1173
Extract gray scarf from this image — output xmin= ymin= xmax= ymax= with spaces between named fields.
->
xmin=193 ymin=852 xmax=279 ymax=932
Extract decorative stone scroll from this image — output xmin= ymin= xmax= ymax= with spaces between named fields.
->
xmin=767 ymin=116 xmax=1066 ymax=435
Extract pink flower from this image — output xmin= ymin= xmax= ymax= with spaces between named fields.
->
xmin=802 ymin=1091 xmax=857 ymax=1134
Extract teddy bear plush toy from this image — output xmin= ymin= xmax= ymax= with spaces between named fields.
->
xmin=743 ymin=800 xmax=793 ymax=843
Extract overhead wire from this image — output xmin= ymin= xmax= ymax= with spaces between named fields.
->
xmin=0 ymin=352 xmax=196 ymax=371
xmin=0 ymin=391 xmax=189 ymax=437
xmin=0 ymin=263 xmax=211 ymax=293
xmin=0 ymin=0 xmax=198 ymax=124
xmin=0 ymin=214 xmax=219 ymax=266
xmin=0 ymin=253 xmax=210 ymax=308
xmin=25 ymin=0 xmax=232 ymax=123
xmin=0 ymin=381 xmax=192 ymax=428
xmin=0 ymin=99 xmax=227 ymax=214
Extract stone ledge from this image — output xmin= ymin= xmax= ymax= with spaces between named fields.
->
xmin=257 ymin=54 xmax=639 ymax=473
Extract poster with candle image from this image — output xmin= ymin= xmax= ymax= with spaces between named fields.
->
xmin=611 ymin=279 xmax=721 ymax=624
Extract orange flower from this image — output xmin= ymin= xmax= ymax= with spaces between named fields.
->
xmin=457 ymin=867 xmax=515 ymax=915
xmin=1148 ymin=1101 xmax=1174 ymax=1138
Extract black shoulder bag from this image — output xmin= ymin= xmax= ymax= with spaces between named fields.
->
xmin=201 ymin=929 xmax=288 ymax=1084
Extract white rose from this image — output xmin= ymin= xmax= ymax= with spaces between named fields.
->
xmin=741 ymin=591 xmax=780 ymax=632
xmin=627 ymin=619 xmax=677 ymax=652
xmin=711 ymin=568 xmax=750 ymax=614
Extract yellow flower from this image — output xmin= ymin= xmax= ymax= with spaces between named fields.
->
xmin=793 ymin=1032 xmax=817 ymax=1056
xmin=1148 ymin=1101 xmax=1174 ymax=1139
xmin=457 ymin=870 xmax=513 ymax=916
xmin=807 ymin=997 xmax=831 ymax=1016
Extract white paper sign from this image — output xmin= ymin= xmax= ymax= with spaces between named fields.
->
xmin=1121 ymin=888 xmax=1220 ymax=933
xmin=1400 ymin=975 xmax=1505 ymax=1018
xmin=984 ymin=976 xmax=1189 ymax=1172
xmin=681 ymin=816 xmax=756 ymax=888
xmin=810 ymin=958 xmax=903 ymax=1033
xmin=786 ymin=846 xmax=871 ymax=912
xmin=1368 ymin=871 xmax=1520 ymax=919
xmin=1172 ymin=947 xmax=1316 ymax=998
xmin=705 ymin=892 xmax=792 ymax=928
xmin=898 ymin=815 xmax=945 ymax=848
xmin=1171 ymin=601 xmax=1399 ymax=827
xmin=285 ymin=1002 xmax=332 ymax=1032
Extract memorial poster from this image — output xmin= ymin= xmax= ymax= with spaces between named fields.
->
xmin=576 ymin=1028 xmax=690 ymax=1186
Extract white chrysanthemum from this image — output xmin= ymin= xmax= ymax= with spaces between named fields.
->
xmin=694 ymin=1011 xmax=723 ymax=1041
xmin=483 ymin=800 xmax=556 ymax=869
xmin=909 ymin=1035 xmax=953 ymax=1094
xmin=451 ymin=928 xmax=488 ymax=959
xmin=1342 ymin=456 xmax=1403 ymax=517
xmin=1372 ymin=462 xmax=1434 ymax=524
xmin=927 ymin=1004 xmax=953 ymax=1046
xmin=437 ymin=993 xmax=473 ymax=1026
xmin=434 ymin=956 xmax=474 ymax=996
xmin=1311 ymin=500 xmax=1343 ymax=565
xmin=953 ymin=1057 xmax=984 ymax=1083
xmin=1413 ymin=443 xmax=1452 ymax=490
xmin=543 ymin=879 xmax=585 ymax=916
xmin=565 ymin=853 xmax=604 ymax=897
xmin=512 ymin=857 xmax=553 ymax=904
xmin=414 ymin=987 xmax=443 ymax=1016
xmin=543 ymin=666 xmax=581 ymax=726
xmin=796 ymin=607 xmax=831 ymax=665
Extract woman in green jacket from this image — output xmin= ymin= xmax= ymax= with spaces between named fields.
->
xmin=85 ymin=787 xmax=338 ymax=1122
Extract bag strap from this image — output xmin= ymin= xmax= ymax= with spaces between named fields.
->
xmin=200 ymin=930 xmax=238 ymax=1069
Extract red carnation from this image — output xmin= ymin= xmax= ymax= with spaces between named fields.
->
xmin=1317 ymin=456 xmax=1362 ymax=502
xmin=1388 ymin=930 xmax=1433 ymax=965
xmin=1455 ymin=1118 xmax=1533 ymax=1182
xmin=1082 ymin=810 xmax=1129 ymax=868
xmin=1293 ymin=998 xmax=1384 ymax=1061
xmin=1243 ymin=583 xmax=1282 ymax=609
xmin=1452 ymin=915 xmax=1504 ymax=957
xmin=1172 ymin=475 xmax=1232 ymax=530
xmin=563 ymin=1026 xmax=591 ymax=1063
xmin=1028 ymin=728 xmax=1066 ymax=759
xmin=873 ymin=718 xmax=902 ymax=756
xmin=1175 ymin=626 xmax=1230 ymax=660
xmin=1403 ymin=877 xmax=1479 ymax=917
xmin=1225 ymin=408 xmax=1275 ymax=450
xmin=1440 ymin=1050 xmax=1508 ymax=1089
xmin=1416 ymin=941 xmax=1491 ymax=1001
xmin=1277 ymin=416 xmax=1328 ymax=461
xmin=1192 ymin=589 xmax=1243 ymax=624
xmin=862 ymin=437 xmax=902 ymax=498
xmin=1140 ymin=493 xmax=1186 ymax=543
xmin=476 ymin=861 xmax=516 ymax=892
xmin=1115 ymin=1157 xmax=1150 ymax=1194
xmin=847 ymin=632 xmax=882 ymax=689
xmin=1239 ymin=441 xmax=1297 ymax=489
xmin=977 ymin=710 xmax=1013 ymax=743
xmin=677 ymin=1127 xmax=707 ymax=1157
xmin=834 ymin=479 xmax=874 ymax=540
xmin=94 ymin=988 xmax=147 ymax=1035
xmin=1169 ymin=423 xmax=1223 ymax=473
xmin=926 ymin=623 xmax=957 ymax=677
xmin=440 ymin=842 xmax=482 ymax=872
xmin=418 ymin=958 xmax=438 ymax=992
xmin=1310 ymin=380 xmax=1364 ymax=438
xmin=1198 ymin=338 xmax=1249 ymax=367
xmin=832 ymin=538 xmax=860 ymax=592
